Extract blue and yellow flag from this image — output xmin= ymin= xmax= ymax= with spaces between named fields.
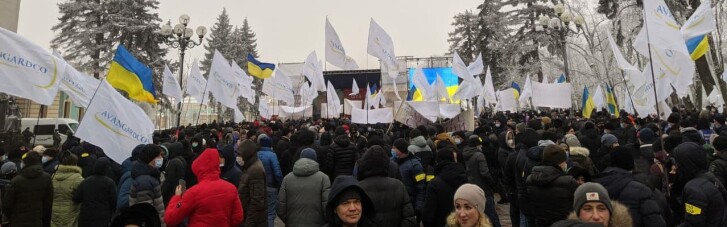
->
xmin=106 ymin=45 xmax=156 ymax=104
xmin=247 ymin=53 xmax=275 ymax=79
xmin=605 ymin=84 xmax=620 ymax=118
xmin=511 ymin=82 xmax=521 ymax=100
xmin=686 ymin=35 xmax=709 ymax=60
xmin=582 ymin=86 xmax=596 ymax=119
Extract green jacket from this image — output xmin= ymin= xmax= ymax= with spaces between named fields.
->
xmin=51 ymin=165 xmax=83 ymax=227
xmin=2 ymin=164 xmax=53 ymax=227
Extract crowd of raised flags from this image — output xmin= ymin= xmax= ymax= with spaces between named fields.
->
xmin=0 ymin=0 xmax=722 ymax=165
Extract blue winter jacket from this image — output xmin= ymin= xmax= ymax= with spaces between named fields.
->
xmin=116 ymin=158 xmax=133 ymax=210
xmin=258 ymin=147 xmax=283 ymax=188
xmin=396 ymin=154 xmax=425 ymax=211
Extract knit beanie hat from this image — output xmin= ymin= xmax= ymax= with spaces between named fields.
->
xmin=610 ymin=146 xmax=635 ymax=171
xmin=542 ymin=144 xmax=568 ymax=166
xmin=712 ymin=135 xmax=727 ymax=152
xmin=601 ymin=134 xmax=618 ymax=147
xmin=453 ymin=183 xmax=486 ymax=213
xmin=300 ymin=148 xmax=317 ymax=162
xmin=573 ymin=182 xmax=613 ymax=216
xmin=638 ymin=128 xmax=657 ymax=144
xmin=468 ymin=135 xmax=482 ymax=147
xmin=138 ymin=144 xmax=161 ymax=164
xmin=393 ymin=138 xmax=409 ymax=153
xmin=1 ymin=162 xmax=17 ymax=175
xmin=564 ymin=134 xmax=581 ymax=148
xmin=516 ymin=123 xmax=526 ymax=134
xmin=259 ymin=136 xmax=272 ymax=148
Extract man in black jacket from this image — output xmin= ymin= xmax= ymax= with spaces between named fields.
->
xmin=672 ymin=142 xmax=727 ymax=227
xmin=525 ymin=144 xmax=578 ymax=227
xmin=358 ymin=145 xmax=416 ymax=227
xmin=710 ymin=135 xmax=727 ymax=186
xmin=422 ymin=147 xmax=467 ymax=227
xmin=462 ymin=135 xmax=501 ymax=227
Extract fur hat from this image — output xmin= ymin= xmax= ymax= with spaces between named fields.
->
xmin=138 ymin=144 xmax=161 ymax=164
xmin=573 ymin=182 xmax=613 ymax=216
xmin=454 ymin=184 xmax=486 ymax=213
xmin=564 ymin=134 xmax=581 ymax=148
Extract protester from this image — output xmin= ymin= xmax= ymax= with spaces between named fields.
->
xmin=41 ymin=148 xmax=59 ymax=175
xmin=160 ymin=142 xmax=186 ymax=206
xmin=163 ymin=148 xmax=244 ymax=226
xmin=525 ymin=144 xmax=578 ymax=227
xmin=51 ymin=151 xmax=84 ymax=227
xmin=461 ymin=135 xmax=500 ymax=226
xmin=277 ymin=148 xmax=331 ymax=226
xmin=325 ymin=176 xmax=375 ymax=226
xmin=110 ymin=203 xmax=161 ymax=227
xmin=2 ymin=151 xmax=53 ymax=226
xmin=672 ymin=142 xmax=727 ymax=226
xmin=553 ymin=182 xmax=632 ymax=227
xmin=357 ymin=145 xmax=417 ymax=227
xmin=129 ymin=144 xmax=166 ymax=226
xmin=257 ymin=136 xmax=283 ymax=227
xmin=710 ymin=135 xmax=727 ymax=186
xmin=447 ymin=183 xmax=493 ymax=227
xmin=73 ymin=157 xmax=117 ymax=227
xmin=238 ymin=136 xmax=268 ymax=227
xmin=422 ymin=147 xmax=468 ymax=227
xmin=392 ymin=138 xmax=426 ymax=221
xmin=219 ymin=144 xmax=243 ymax=187
xmin=326 ymin=126 xmax=359 ymax=179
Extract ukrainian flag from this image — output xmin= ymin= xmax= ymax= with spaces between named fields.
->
xmin=605 ymin=84 xmax=620 ymax=118
xmin=686 ymin=35 xmax=709 ymax=60
xmin=406 ymin=67 xmax=458 ymax=102
xmin=106 ymin=45 xmax=156 ymax=104
xmin=247 ymin=53 xmax=275 ymax=79
xmin=582 ymin=86 xmax=596 ymax=119
xmin=511 ymin=82 xmax=521 ymax=100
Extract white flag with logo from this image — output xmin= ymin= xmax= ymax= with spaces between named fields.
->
xmin=367 ymin=19 xmax=398 ymax=78
xmin=75 ymin=80 xmax=154 ymax=164
xmin=325 ymin=18 xmax=359 ymax=70
xmin=303 ymin=51 xmax=326 ymax=92
xmin=606 ymin=31 xmax=639 ymax=71
xmin=0 ymin=27 xmax=65 ymax=105
xmin=231 ymin=63 xmax=254 ymax=104
xmin=162 ymin=65 xmax=183 ymax=105
xmin=681 ymin=0 xmax=716 ymax=41
xmin=468 ymin=53 xmax=484 ymax=76
xmin=207 ymin=50 xmax=238 ymax=109
xmin=186 ymin=60 xmax=208 ymax=105
xmin=262 ymin=69 xmax=295 ymax=105
xmin=55 ymin=55 xmax=100 ymax=108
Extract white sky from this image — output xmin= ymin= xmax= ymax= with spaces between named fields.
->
xmin=17 ymin=0 xmax=482 ymax=70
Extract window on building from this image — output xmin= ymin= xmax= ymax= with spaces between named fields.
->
xmin=63 ymin=101 xmax=71 ymax=118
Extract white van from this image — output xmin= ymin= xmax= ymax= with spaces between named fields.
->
xmin=20 ymin=118 xmax=79 ymax=146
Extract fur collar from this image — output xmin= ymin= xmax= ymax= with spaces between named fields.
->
xmin=569 ymin=147 xmax=590 ymax=157
xmin=446 ymin=211 xmax=493 ymax=227
xmin=566 ymin=200 xmax=633 ymax=227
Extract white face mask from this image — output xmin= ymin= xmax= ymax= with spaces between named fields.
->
xmin=455 ymin=138 xmax=462 ymax=145
xmin=219 ymin=162 xmax=225 ymax=168
xmin=41 ymin=156 xmax=49 ymax=164
xmin=154 ymin=158 xmax=163 ymax=169
xmin=236 ymin=157 xmax=244 ymax=166
xmin=495 ymin=123 xmax=501 ymax=128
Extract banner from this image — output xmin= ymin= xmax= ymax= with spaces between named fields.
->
xmin=530 ymin=82 xmax=572 ymax=108
xmin=278 ymin=105 xmax=312 ymax=120
xmin=162 ymin=65 xmax=183 ymax=105
xmin=325 ymin=18 xmax=359 ymax=70
xmin=0 ymin=27 xmax=65 ymax=105
xmin=443 ymin=109 xmax=475 ymax=132
xmin=186 ymin=59 xmax=208 ymax=105
xmin=55 ymin=55 xmax=100 ymax=108
xmin=496 ymin=88 xmax=517 ymax=112
xmin=207 ymin=50 xmax=239 ymax=109
xmin=75 ymin=80 xmax=154 ymax=164
xmin=393 ymin=101 xmax=433 ymax=128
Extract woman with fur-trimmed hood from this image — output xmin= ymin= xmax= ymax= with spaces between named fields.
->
xmin=553 ymin=182 xmax=633 ymax=227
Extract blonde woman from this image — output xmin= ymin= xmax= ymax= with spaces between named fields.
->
xmin=446 ymin=183 xmax=493 ymax=227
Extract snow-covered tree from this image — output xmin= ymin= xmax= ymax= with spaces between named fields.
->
xmin=51 ymin=0 xmax=113 ymax=78
xmin=201 ymin=8 xmax=233 ymax=74
xmin=448 ymin=10 xmax=479 ymax=63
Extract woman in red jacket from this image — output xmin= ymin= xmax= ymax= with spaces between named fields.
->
xmin=164 ymin=148 xmax=244 ymax=226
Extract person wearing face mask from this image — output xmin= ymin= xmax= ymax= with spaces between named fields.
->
xmin=219 ymin=144 xmax=242 ymax=188
xmin=524 ymin=144 xmax=578 ymax=227
xmin=160 ymin=142 xmax=187 ymax=206
xmin=41 ymin=148 xmax=59 ymax=175
xmin=2 ymin=151 xmax=53 ymax=227
xmin=552 ymin=182 xmax=632 ymax=227
xmin=129 ymin=144 xmax=166 ymax=226
xmin=453 ymin=131 xmax=467 ymax=153
xmin=496 ymin=131 xmax=515 ymax=206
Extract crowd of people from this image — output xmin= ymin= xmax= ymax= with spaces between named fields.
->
xmin=0 ymin=106 xmax=725 ymax=227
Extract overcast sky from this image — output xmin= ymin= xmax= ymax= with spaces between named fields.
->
xmin=17 ymin=0 xmax=482 ymax=70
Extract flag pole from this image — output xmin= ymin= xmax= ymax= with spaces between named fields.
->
xmin=642 ymin=6 xmax=661 ymax=120
xmin=195 ymin=77 xmax=210 ymax=126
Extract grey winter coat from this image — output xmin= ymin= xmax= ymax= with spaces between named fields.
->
xmin=277 ymin=158 xmax=330 ymax=227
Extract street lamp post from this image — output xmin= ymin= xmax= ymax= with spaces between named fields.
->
xmin=160 ymin=15 xmax=206 ymax=128
xmin=538 ymin=3 xmax=585 ymax=83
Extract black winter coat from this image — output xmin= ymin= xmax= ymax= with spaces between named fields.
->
xmin=462 ymin=145 xmax=495 ymax=192
xmin=524 ymin=165 xmax=578 ymax=227
xmin=326 ymin=135 xmax=358 ymax=179
xmin=710 ymin=151 xmax=727 ymax=187
xmin=595 ymin=167 xmax=666 ymax=227
xmin=421 ymin=161 xmax=468 ymax=227
xmin=73 ymin=157 xmax=117 ymax=227
xmin=515 ymin=145 xmax=543 ymax=209
xmin=680 ymin=172 xmax=727 ymax=227
xmin=359 ymin=176 xmax=417 ymax=227
xmin=2 ymin=164 xmax=53 ymax=227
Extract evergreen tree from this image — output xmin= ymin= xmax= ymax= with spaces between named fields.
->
xmin=475 ymin=0 xmax=516 ymax=87
xmin=51 ymin=0 xmax=113 ymax=78
xmin=448 ymin=10 xmax=478 ymax=63
xmin=201 ymin=8 xmax=233 ymax=74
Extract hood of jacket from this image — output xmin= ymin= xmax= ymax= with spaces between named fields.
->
xmin=358 ymin=145 xmax=390 ymax=180
xmin=527 ymin=165 xmax=565 ymax=186
xmin=165 ymin=142 xmax=184 ymax=160
xmin=218 ymin=144 xmax=237 ymax=172
xmin=594 ymin=167 xmax=633 ymax=198
xmin=333 ymin=134 xmax=351 ymax=147
xmin=192 ymin=148 xmax=222 ymax=182
xmin=131 ymin=160 xmax=160 ymax=179
xmin=527 ymin=145 xmax=544 ymax=163
xmin=462 ymin=146 xmax=480 ymax=161
xmin=498 ymin=131 xmax=510 ymax=150
xmin=19 ymin=164 xmax=45 ymax=179
xmin=326 ymin=176 xmax=375 ymax=225
xmin=292 ymin=158 xmax=319 ymax=177
xmin=238 ymin=140 xmax=260 ymax=170
xmin=434 ymin=161 xmax=468 ymax=188
xmin=410 ymin=136 xmax=429 ymax=148
xmin=54 ymin=164 xmax=82 ymax=181
xmin=93 ymin=157 xmax=111 ymax=175
xmin=566 ymin=200 xmax=632 ymax=227
xmin=569 ymin=147 xmax=590 ymax=157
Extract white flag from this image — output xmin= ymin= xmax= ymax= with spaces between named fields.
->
xmin=75 ymin=80 xmax=154 ymax=164
xmin=452 ymin=81 xmax=474 ymax=101
xmin=496 ymin=89 xmax=518 ymax=112
xmin=162 ymin=65 xmax=183 ymax=105
xmin=453 ymin=52 xmax=475 ymax=82
xmin=325 ymin=18 xmax=359 ymax=70
xmin=593 ymin=85 xmax=605 ymax=109
xmin=326 ymin=81 xmax=342 ymax=118
xmin=231 ymin=63 xmax=254 ymax=104
xmin=606 ymin=30 xmax=639 ymax=71
xmin=186 ymin=60 xmax=208 ymax=105
xmin=681 ymin=0 xmax=716 ymax=41
xmin=262 ymin=69 xmax=295 ymax=105
xmin=411 ymin=66 xmax=433 ymax=100
xmin=303 ymin=51 xmax=326 ymax=91
xmin=0 ymin=27 xmax=65 ymax=105
xmin=468 ymin=53 xmax=484 ymax=76
xmin=542 ymin=74 xmax=549 ymax=84
xmin=207 ymin=50 xmax=239 ymax=109
xmin=365 ymin=84 xmax=372 ymax=110
xmin=259 ymin=100 xmax=272 ymax=119
xmin=350 ymin=79 xmax=360 ymax=96
xmin=299 ymin=82 xmax=318 ymax=106
xmin=482 ymin=67 xmax=497 ymax=105
xmin=234 ymin=108 xmax=244 ymax=123
xmin=367 ymin=19 xmax=398 ymax=78
xmin=55 ymin=55 xmax=100 ymax=108
xmin=436 ymin=74 xmax=450 ymax=103
xmin=518 ymin=74 xmax=533 ymax=105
